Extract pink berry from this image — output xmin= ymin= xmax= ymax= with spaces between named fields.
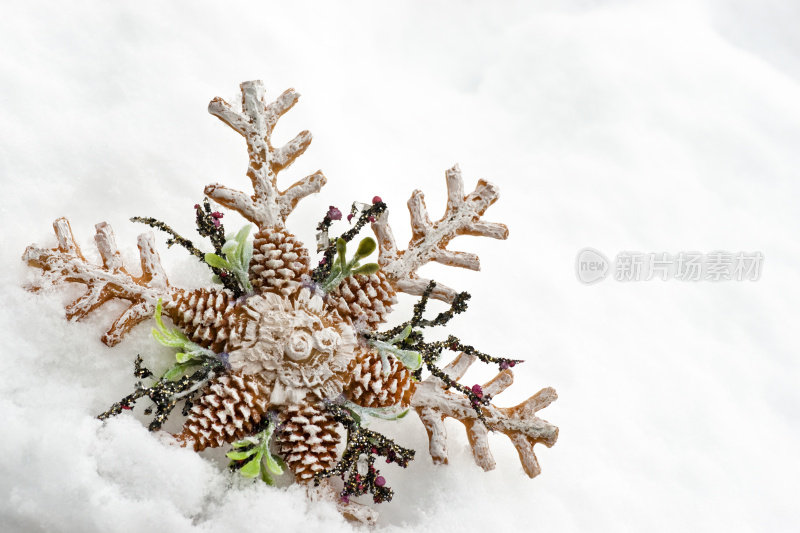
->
xmin=328 ymin=206 xmax=342 ymax=221
xmin=375 ymin=476 xmax=386 ymax=487
xmin=471 ymin=384 xmax=483 ymax=398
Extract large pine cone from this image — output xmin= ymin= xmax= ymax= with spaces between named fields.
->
xmin=249 ymin=227 xmax=310 ymax=296
xmin=346 ymin=348 xmax=415 ymax=408
xmin=327 ymin=271 xmax=397 ymax=329
xmin=167 ymin=288 xmax=234 ymax=353
xmin=176 ymin=372 xmax=271 ymax=451
xmin=277 ymin=403 xmax=341 ymax=482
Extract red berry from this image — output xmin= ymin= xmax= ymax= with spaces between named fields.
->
xmin=372 ymin=196 xmax=382 ymax=204
xmin=327 ymin=206 xmax=342 ymax=221
xmin=471 ymin=384 xmax=483 ymax=398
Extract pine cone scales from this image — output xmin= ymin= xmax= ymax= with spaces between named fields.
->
xmin=249 ymin=227 xmax=310 ymax=296
xmin=168 ymin=288 xmax=234 ymax=353
xmin=347 ymin=349 xmax=415 ymax=408
xmin=327 ymin=271 xmax=397 ymax=329
xmin=277 ymin=403 xmax=341 ymax=482
xmin=178 ymin=372 xmax=271 ymax=451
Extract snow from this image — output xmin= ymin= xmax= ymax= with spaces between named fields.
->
xmin=2 ymin=0 xmax=799 ymax=531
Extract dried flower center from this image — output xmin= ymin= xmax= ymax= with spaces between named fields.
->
xmin=285 ymin=329 xmax=314 ymax=361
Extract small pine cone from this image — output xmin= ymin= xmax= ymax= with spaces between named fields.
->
xmin=167 ymin=288 xmax=234 ymax=353
xmin=176 ymin=372 xmax=271 ymax=452
xmin=277 ymin=403 xmax=341 ymax=482
xmin=327 ymin=271 xmax=397 ymax=329
xmin=346 ymin=348 xmax=415 ymax=408
xmin=249 ymin=227 xmax=310 ymax=296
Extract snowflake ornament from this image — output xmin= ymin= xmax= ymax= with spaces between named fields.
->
xmin=22 ymin=80 xmax=559 ymax=523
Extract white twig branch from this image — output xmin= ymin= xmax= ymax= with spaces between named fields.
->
xmin=206 ymin=81 xmax=326 ymax=229
xmin=411 ymin=352 xmax=558 ymax=478
xmin=371 ymin=164 xmax=509 ymax=302
xmin=23 ymin=218 xmax=172 ymax=346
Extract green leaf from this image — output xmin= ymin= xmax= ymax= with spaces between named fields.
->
xmin=235 ymin=224 xmax=252 ymax=244
xmin=234 ymin=225 xmax=252 ymax=264
xmin=241 ymin=239 xmax=253 ymax=268
xmin=226 ymin=449 xmax=258 ymax=461
xmin=353 ymin=263 xmax=380 ymax=276
xmin=175 ymin=351 xmax=192 ymax=364
xmin=344 ymin=406 xmax=361 ymax=425
xmin=354 ymin=237 xmax=376 ymax=260
xmin=396 ymin=349 xmax=422 ymax=371
xmin=389 ymin=324 xmax=413 ymax=345
xmin=154 ymin=299 xmax=166 ymax=331
xmin=240 ymin=452 xmax=263 ymax=478
xmin=260 ymin=469 xmax=275 ymax=485
xmin=151 ymin=329 xmax=184 ymax=348
xmin=221 ymin=240 xmax=238 ymax=256
xmin=162 ymin=361 xmax=200 ymax=381
xmin=263 ymin=452 xmax=284 ymax=476
xmin=336 ymin=238 xmax=347 ymax=268
xmin=204 ymin=253 xmax=230 ymax=269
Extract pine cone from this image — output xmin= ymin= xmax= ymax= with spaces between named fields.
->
xmin=176 ymin=372 xmax=271 ymax=452
xmin=167 ymin=288 xmax=234 ymax=353
xmin=249 ymin=227 xmax=310 ymax=296
xmin=327 ymin=271 xmax=397 ymax=329
xmin=346 ymin=348 xmax=415 ymax=408
xmin=277 ymin=403 xmax=341 ymax=482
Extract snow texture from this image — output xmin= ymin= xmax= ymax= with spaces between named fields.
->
xmin=2 ymin=1 xmax=799 ymax=532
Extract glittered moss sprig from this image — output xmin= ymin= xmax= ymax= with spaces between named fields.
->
xmin=314 ymin=401 xmax=415 ymax=504
xmin=97 ymin=355 xmax=222 ymax=431
xmin=365 ymin=280 xmax=522 ymax=422
xmin=227 ymin=418 xmax=285 ymax=485
xmin=312 ymin=198 xmax=387 ymax=284
xmin=131 ymin=198 xmax=247 ymax=297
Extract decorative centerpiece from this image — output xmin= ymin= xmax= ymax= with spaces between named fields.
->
xmin=22 ymin=80 xmax=558 ymax=523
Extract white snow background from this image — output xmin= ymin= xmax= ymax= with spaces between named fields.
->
xmin=1 ymin=1 xmax=799 ymax=531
